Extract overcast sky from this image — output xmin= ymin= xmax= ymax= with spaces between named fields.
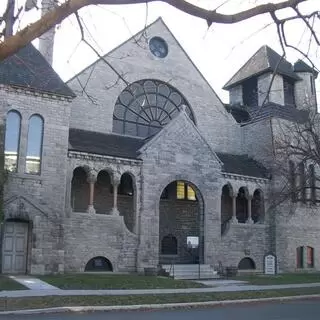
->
xmin=2 ymin=0 xmax=320 ymax=102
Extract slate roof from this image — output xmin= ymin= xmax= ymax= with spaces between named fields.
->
xmin=0 ymin=44 xmax=75 ymax=97
xmin=217 ymin=152 xmax=269 ymax=179
xmin=224 ymin=45 xmax=300 ymax=90
xmin=68 ymin=128 xmax=269 ymax=178
xmin=68 ymin=129 xmax=145 ymax=159
xmin=225 ymin=102 xmax=309 ymax=124
xmin=294 ymin=60 xmax=318 ymax=77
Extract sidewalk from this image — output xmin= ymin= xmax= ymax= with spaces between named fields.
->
xmin=2 ymin=275 xmax=320 ymax=298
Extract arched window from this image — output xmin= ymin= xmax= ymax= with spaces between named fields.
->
xmin=161 ymin=235 xmax=178 ymax=255
xmin=94 ymin=170 xmax=112 ymax=214
xmin=113 ymin=79 xmax=194 ymax=138
xmin=71 ymin=167 xmax=89 ymax=212
xmin=289 ymin=161 xmax=297 ymax=202
xmin=238 ymin=257 xmax=256 ymax=270
xmin=84 ymin=256 xmax=113 ymax=272
xmin=298 ymin=162 xmax=306 ymax=202
xmin=25 ymin=115 xmax=44 ymax=174
xmin=307 ymin=246 xmax=314 ymax=268
xmin=251 ymin=189 xmax=264 ymax=223
xmin=221 ymin=184 xmax=233 ymax=224
xmin=309 ymin=165 xmax=316 ymax=203
xmin=236 ymin=187 xmax=248 ymax=223
xmin=296 ymin=246 xmax=304 ymax=268
xmin=4 ymin=110 xmax=21 ymax=172
xmin=118 ymin=173 xmax=135 ymax=232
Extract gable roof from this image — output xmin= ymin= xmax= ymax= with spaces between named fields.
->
xmin=68 ymin=127 xmax=268 ymax=178
xmin=223 ymin=45 xmax=300 ymax=90
xmin=0 ymin=43 xmax=75 ymax=97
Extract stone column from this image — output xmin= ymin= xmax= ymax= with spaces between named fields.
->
xmin=246 ymin=195 xmax=254 ymax=224
xmin=87 ymin=169 xmax=97 ymax=214
xmin=231 ymin=195 xmax=238 ymax=223
xmin=110 ymin=173 xmax=121 ymax=215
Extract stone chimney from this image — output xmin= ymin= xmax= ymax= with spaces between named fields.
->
xmin=39 ymin=0 xmax=56 ymax=65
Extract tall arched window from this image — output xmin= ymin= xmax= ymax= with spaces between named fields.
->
xmin=289 ymin=161 xmax=297 ymax=202
xmin=309 ymin=164 xmax=316 ymax=204
xmin=25 ymin=114 xmax=44 ymax=174
xmin=298 ymin=162 xmax=306 ymax=203
xmin=4 ymin=110 xmax=21 ymax=172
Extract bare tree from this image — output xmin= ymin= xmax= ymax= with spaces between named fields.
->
xmin=270 ymin=106 xmax=320 ymax=209
xmin=0 ymin=0 xmax=319 ymax=62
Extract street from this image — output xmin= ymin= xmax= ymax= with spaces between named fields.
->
xmin=2 ymin=299 xmax=320 ymax=319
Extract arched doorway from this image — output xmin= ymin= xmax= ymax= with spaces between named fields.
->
xmin=159 ymin=180 xmax=204 ymax=264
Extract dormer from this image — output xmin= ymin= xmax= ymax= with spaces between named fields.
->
xmin=223 ymin=46 xmax=317 ymax=120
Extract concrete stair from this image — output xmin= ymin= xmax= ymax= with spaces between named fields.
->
xmin=162 ymin=264 xmax=219 ymax=280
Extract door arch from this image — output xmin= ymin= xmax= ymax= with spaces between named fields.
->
xmin=159 ymin=180 xmax=204 ymax=264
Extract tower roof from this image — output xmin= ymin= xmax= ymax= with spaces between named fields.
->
xmin=0 ymin=43 xmax=75 ymax=97
xmin=223 ymin=45 xmax=300 ymax=90
xmin=294 ymin=59 xmax=318 ymax=78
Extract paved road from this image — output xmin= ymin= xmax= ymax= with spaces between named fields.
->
xmin=2 ymin=299 xmax=320 ymax=320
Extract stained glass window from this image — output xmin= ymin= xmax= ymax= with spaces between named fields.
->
xmin=113 ymin=80 xmax=195 ymax=138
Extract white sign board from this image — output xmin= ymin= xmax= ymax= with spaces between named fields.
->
xmin=264 ymin=254 xmax=276 ymax=275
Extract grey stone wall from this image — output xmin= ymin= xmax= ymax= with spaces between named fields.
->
xmin=67 ymin=19 xmax=243 ymax=155
xmin=159 ymin=199 xmax=199 ymax=263
xmin=294 ymin=71 xmax=317 ymax=112
xmin=63 ymin=213 xmax=138 ymax=272
xmin=1 ymin=87 xmax=71 ymax=273
xmin=220 ymin=224 xmax=268 ymax=271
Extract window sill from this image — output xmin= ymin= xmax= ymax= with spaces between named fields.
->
xmin=8 ymin=172 xmax=43 ymax=181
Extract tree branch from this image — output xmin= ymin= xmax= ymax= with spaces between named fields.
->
xmin=0 ymin=0 xmax=308 ymax=61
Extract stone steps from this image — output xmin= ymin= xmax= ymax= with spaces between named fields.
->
xmin=162 ymin=264 xmax=219 ymax=280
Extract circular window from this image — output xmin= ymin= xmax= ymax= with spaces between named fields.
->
xmin=149 ymin=37 xmax=168 ymax=58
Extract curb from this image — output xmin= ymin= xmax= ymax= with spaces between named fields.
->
xmin=1 ymin=294 xmax=320 ymax=315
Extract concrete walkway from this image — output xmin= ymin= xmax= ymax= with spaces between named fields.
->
xmin=1 ymin=280 xmax=320 ymax=298
xmin=9 ymin=276 xmax=60 ymax=290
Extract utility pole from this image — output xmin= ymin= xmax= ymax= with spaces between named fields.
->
xmin=4 ymin=0 xmax=15 ymax=38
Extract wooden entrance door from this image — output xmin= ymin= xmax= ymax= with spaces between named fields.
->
xmin=2 ymin=222 xmax=28 ymax=274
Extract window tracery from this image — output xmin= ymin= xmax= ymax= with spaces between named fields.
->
xmin=113 ymin=79 xmax=194 ymax=138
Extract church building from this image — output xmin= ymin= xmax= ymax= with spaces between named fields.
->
xmin=1 ymin=18 xmax=319 ymax=275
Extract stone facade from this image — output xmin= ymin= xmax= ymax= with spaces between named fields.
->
xmin=1 ymin=18 xmax=319 ymax=275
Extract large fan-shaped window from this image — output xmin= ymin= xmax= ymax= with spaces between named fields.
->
xmin=113 ymin=79 xmax=194 ymax=138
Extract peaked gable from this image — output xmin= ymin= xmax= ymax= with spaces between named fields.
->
xmin=224 ymin=45 xmax=300 ymax=89
xmin=138 ymin=108 xmax=222 ymax=168
xmin=67 ymin=17 xmax=224 ymax=107
xmin=4 ymin=195 xmax=49 ymax=221
xmin=0 ymin=44 xmax=75 ymax=97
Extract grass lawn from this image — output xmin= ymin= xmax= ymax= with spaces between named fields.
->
xmin=0 ymin=276 xmax=26 ymax=291
xmin=1 ymin=287 xmax=320 ymax=311
xmin=39 ymin=274 xmax=206 ymax=290
xmin=233 ymin=273 xmax=320 ymax=285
